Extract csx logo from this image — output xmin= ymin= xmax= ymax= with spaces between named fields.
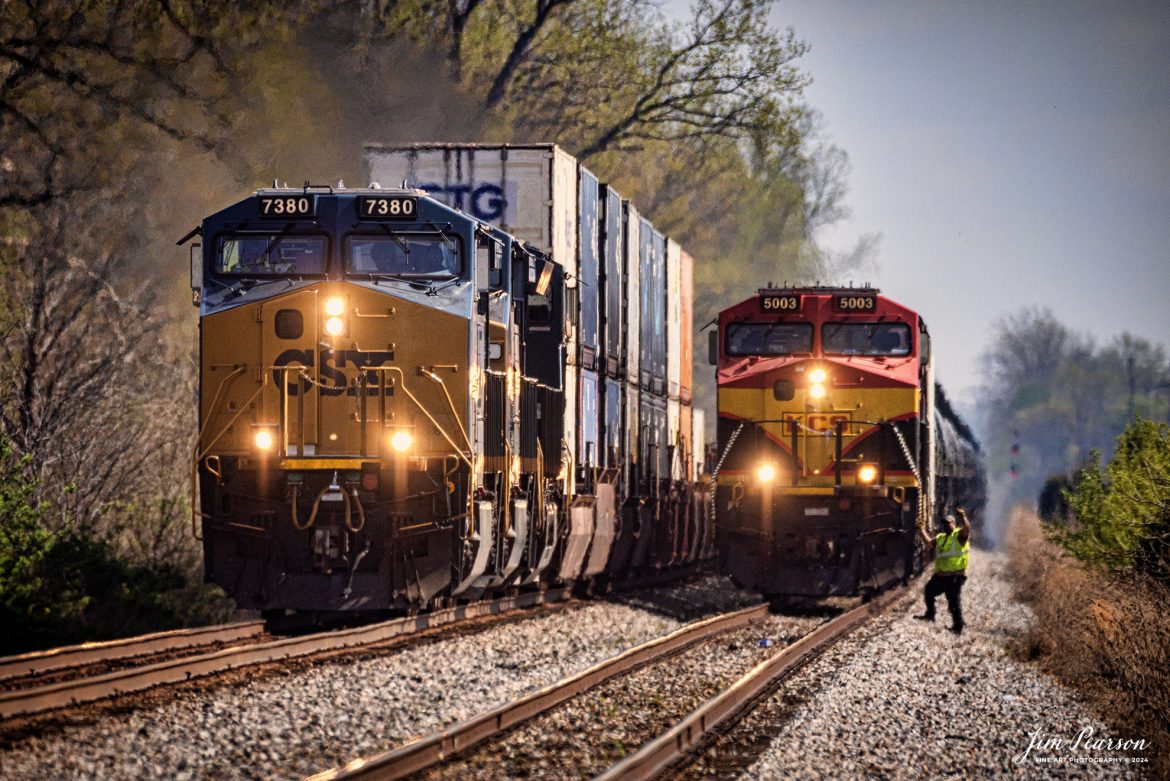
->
xmin=782 ymin=413 xmax=850 ymax=433
xmin=273 ymin=348 xmax=395 ymax=396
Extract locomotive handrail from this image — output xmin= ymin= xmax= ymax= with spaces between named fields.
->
xmin=191 ymin=369 xmax=270 ymax=540
xmin=363 ymin=366 xmax=477 ymax=541
xmin=419 ymin=367 xmax=473 ymax=452
xmin=196 ymin=365 xmax=246 ymax=448
xmin=360 ymin=366 xmax=473 ymax=469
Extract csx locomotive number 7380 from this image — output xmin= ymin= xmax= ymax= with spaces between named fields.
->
xmin=184 ymin=186 xmax=568 ymax=613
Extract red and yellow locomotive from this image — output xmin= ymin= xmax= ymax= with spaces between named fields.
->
xmin=712 ymin=286 xmax=942 ymax=598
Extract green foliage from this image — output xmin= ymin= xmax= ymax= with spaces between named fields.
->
xmin=0 ymin=434 xmax=233 ymax=655
xmin=1053 ymin=418 xmax=1170 ymax=580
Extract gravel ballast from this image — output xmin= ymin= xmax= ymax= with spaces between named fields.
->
xmin=0 ymin=575 xmax=756 ymax=781
xmin=681 ymin=552 xmax=1147 ymax=780
xmin=421 ymin=613 xmax=827 ymax=780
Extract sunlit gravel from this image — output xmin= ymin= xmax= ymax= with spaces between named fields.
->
xmin=0 ymin=574 xmax=755 ymax=781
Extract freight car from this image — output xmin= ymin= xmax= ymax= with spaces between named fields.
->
xmin=185 ymin=144 xmax=708 ymax=614
xmin=710 ymin=286 xmax=984 ymax=599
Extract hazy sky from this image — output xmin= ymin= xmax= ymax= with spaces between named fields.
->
xmin=754 ymin=1 xmax=1170 ymax=402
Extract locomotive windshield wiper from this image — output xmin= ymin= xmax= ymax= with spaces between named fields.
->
xmin=205 ymin=276 xmax=255 ymax=299
xmin=377 ymin=223 xmax=411 ymax=255
xmin=423 ymin=276 xmax=462 ymax=296
xmin=865 ymin=315 xmax=887 ymax=338
xmin=425 ymin=221 xmax=458 ymax=251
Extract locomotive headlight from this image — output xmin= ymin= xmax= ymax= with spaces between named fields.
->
xmin=323 ymin=297 xmax=346 ymax=336
xmin=808 ymin=368 xmax=827 ymax=384
xmin=389 ymin=430 xmax=414 ymax=453
xmin=254 ymin=429 xmax=274 ymax=451
xmin=324 ymin=316 xmax=345 ymax=336
xmin=809 ymin=382 xmax=827 ymax=399
xmin=756 ymin=463 xmax=777 ymax=483
xmin=857 ymin=464 xmax=878 ymax=483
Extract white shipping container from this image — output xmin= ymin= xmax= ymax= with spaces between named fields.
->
xmin=363 ymin=144 xmax=579 ymax=285
xmin=666 ymin=239 xmax=682 ymax=400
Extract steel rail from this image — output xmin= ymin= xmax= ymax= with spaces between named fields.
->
xmin=0 ymin=621 xmax=265 ymax=683
xmin=306 ymin=603 xmax=772 ymax=781
xmin=0 ymin=589 xmax=569 ymax=720
xmin=593 ymin=587 xmax=907 ymax=781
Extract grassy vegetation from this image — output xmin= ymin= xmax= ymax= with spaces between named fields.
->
xmin=0 ymin=434 xmax=233 ymax=656
xmin=1007 ymin=417 xmax=1170 ymax=774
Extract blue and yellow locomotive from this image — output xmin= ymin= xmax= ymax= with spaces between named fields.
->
xmin=187 ymin=166 xmax=707 ymax=615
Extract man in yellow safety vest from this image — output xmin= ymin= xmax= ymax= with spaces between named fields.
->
xmin=914 ymin=507 xmax=971 ymax=634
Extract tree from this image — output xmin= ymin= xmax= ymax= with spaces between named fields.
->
xmin=1057 ymin=418 xmax=1170 ymax=581
xmin=495 ymin=0 xmax=809 ymax=158
xmin=0 ymin=1 xmax=306 ymax=208
xmin=0 ymin=201 xmax=191 ymax=540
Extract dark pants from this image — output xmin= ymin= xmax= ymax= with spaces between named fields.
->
xmin=923 ymin=572 xmax=966 ymax=629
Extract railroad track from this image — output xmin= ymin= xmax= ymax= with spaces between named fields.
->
xmin=0 ymin=589 xmax=569 ymax=721
xmin=309 ymin=587 xmax=905 ymax=781
xmin=0 ymin=621 xmax=267 ymax=689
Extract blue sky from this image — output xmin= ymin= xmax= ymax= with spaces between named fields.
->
xmin=730 ymin=1 xmax=1170 ymax=402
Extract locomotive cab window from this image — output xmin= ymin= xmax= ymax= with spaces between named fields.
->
xmin=823 ymin=322 xmax=912 ymax=356
xmin=346 ymin=234 xmax=461 ymax=278
xmin=216 ymin=234 xmax=327 ymax=276
xmin=725 ymin=322 xmax=813 ymax=356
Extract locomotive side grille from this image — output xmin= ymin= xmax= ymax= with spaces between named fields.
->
xmin=485 ymin=372 xmax=507 ymax=468
xmin=520 ymin=378 xmax=538 ymax=459
xmin=537 ymin=383 xmax=565 ymax=474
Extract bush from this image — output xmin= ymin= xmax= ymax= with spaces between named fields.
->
xmin=1055 ymin=417 xmax=1170 ymax=580
xmin=0 ymin=434 xmax=234 ymax=655
xmin=1008 ymin=510 xmax=1167 ymax=775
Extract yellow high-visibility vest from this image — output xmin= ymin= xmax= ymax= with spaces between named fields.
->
xmin=934 ymin=530 xmax=970 ymax=573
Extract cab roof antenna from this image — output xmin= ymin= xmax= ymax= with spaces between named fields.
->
xmin=369 ymin=181 xmax=382 ymax=189
xmin=337 ymin=179 xmax=345 ymax=189
xmin=272 ymin=178 xmax=278 ymax=188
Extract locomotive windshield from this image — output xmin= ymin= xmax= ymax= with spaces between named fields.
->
xmin=823 ymin=322 xmax=912 ymax=356
xmin=346 ymin=234 xmax=461 ymax=278
xmin=725 ymin=322 xmax=813 ymax=356
xmin=216 ymin=234 xmax=327 ymax=276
